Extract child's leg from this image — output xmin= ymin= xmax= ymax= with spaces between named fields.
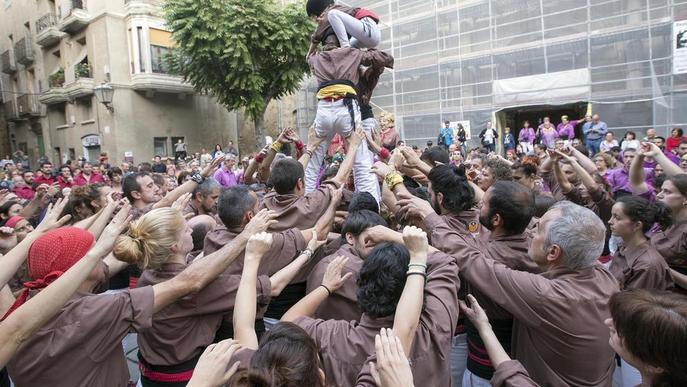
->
xmin=327 ymin=10 xmax=380 ymax=49
xmin=305 ymin=102 xmax=335 ymax=193
xmin=358 ymin=117 xmax=381 ymax=203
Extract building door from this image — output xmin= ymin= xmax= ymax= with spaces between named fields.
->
xmin=496 ymin=102 xmax=589 ymax=147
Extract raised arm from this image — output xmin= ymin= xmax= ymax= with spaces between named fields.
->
xmin=281 ymin=256 xmax=353 ymax=322
xmin=299 ymin=125 xmax=327 ymax=169
xmin=393 ymin=226 xmax=428 ymax=355
xmin=0 ymin=198 xmax=71 ymax=289
xmin=630 ymin=147 xmax=650 ymax=194
xmin=552 ymin=159 xmax=573 ymax=194
xmin=150 ymin=209 xmax=277 ymax=313
xmin=312 ymin=186 xmax=343 ymax=241
xmin=87 ymin=193 xmax=121 ymax=240
xmin=154 ymin=156 xmax=224 ymax=209
xmin=242 ymin=149 xmax=266 ymax=186
xmin=0 ymin=203 xmax=132 ymax=367
xmin=269 ymin=232 xmax=326 ymax=296
xmin=233 ymin=232 xmax=273 ymax=350
xmin=460 ymin=295 xmax=540 ymax=387
xmin=556 ymin=152 xmax=599 ymax=193
xmin=567 ymin=146 xmax=597 ymax=174
xmin=641 ymin=142 xmax=682 ymax=177
xmin=330 ymin=128 xmax=365 ymax=188
xmin=259 ymin=129 xmax=291 ymax=182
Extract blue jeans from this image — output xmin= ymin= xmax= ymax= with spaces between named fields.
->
xmin=450 ymin=333 xmax=468 ymax=386
xmin=586 ymin=137 xmax=603 ymax=156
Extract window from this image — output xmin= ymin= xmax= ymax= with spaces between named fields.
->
xmin=151 ymin=45 xmax=170 ymax=73
xmin=68 ymin=148 xmax=76 ymax=161
xmin=137 ymin=26 xmax=145 ymax=72
xmin=76 ymin=98 xmax=93 ymax=121
xmin=149 ymin=28 xmax=172 ymax=74
xmin=154 ymin=137 xmax=169 ymax=157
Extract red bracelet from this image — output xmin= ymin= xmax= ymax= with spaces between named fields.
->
xmin=295 ymin=140 xmax=305 ymax=151
xmin=254 ymin=154 xmax=265 ymax=163
xmin=379 ymin=148 xmax=390 ymax=159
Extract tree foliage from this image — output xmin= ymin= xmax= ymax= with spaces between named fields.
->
xmin=164 ymin=0 xmax=314 ymax=141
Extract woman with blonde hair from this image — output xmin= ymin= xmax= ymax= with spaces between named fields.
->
xmin=116 ymin=208 xmax=322 ymax=387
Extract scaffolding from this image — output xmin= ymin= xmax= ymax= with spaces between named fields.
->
xmin=296 ymin=0 xmax=687 ymax=146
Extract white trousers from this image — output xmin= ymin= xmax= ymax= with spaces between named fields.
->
xmin=305 ymin=99 xmax=380 ymax=203
xmin=327 ymin=10 xmax=381 ymax=49
xmin=520 ymin=141 xmax=533 ymax=155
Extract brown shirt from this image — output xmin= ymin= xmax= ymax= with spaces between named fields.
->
xmin=609 ymin=241 xmax=673 ymax=291
xmin=295 ymin=251 xmax=459 ymax=387
xmin=203 ymin=225 xmax=306 ymax=277
xmin=260 ymin=181 xmax=338 ymax=232
xmin=651 ymin=221 xmax=687 ymax=271
xmin=308 ymin=48 xmax=394 ymax=88
xmin=426 ymin=213 xmax=618 ymax=387
xmin=136 ymin=263 xmax=271 ymax=366
xmin=8 ymin=287 xmax=154 ymax=387
xmin=306 ymin=244 xmax=363 ymax=321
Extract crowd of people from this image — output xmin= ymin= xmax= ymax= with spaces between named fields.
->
xmin=0 ymin=1 xmax=686 ymax=387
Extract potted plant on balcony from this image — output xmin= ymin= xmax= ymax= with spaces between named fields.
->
xmin=74 ymin=62 xmax=91 ymax=79
xmin=49 ymin=68 xmax=65 ymax=88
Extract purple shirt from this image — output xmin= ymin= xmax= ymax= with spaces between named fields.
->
xmin=606 ymin=167 xmax=654 ymax=193
xmin=213 ymin=167 xmax=242 ymax=187
xmin=518 ymin=127 xmax=535 ymax=143
xmin=539 ymin=128 xmax=559 ymax=148
xmin=556 ymin=121 xmax=577 ymax=140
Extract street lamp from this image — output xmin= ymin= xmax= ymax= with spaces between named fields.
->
xmin=94 ymin=82 xmax=114 ymax=112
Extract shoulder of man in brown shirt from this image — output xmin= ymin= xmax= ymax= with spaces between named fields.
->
xmin=260 ymin=181 xmax=338 ymax=232
xmin=203 ymin=224 xmax=307 ymax=276
xmin=8 ymin=287 xmax=154 ymax=387
xmin=425 ymin=212 xmax=618 ymax=386
xmin=307 ymin=244 xmax=364 ymax=321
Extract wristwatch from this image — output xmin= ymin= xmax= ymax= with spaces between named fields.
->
xmin=190 ymin=173 xmax=205 ymax=184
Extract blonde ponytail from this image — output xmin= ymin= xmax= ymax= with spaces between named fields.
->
xmin=113 ymin=207 xmax=185 ymax=271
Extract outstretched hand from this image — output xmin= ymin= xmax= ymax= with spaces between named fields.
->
xmin=201 ymin=154 xmax=225 ymax=178
xmin=245 ymin=232 xmax=273 ymax=261
xmin=243 ymin=209 xmax=278 ymax=235
xmin=370 ymin=328 xmax=415 ymax=387
xmin=322 ymin=256 xmax=353 ymax=292
xmin=34 ymin=196 xmax=72 ymax=233
xmin=187 ymin=339 xmax=241 ymax=387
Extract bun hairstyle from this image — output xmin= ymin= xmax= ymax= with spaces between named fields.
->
xmin=616 ymin=195 xmax=673 ymax=233
xmin=428 ymin=163 xmax=474 ymax=212
xmin=113 ymin=207 xmax=185 ymax=271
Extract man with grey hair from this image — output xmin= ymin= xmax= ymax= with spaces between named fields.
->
xmin=398 ymin=198 xmax=618 ymax=386
xmin=212 ymin=153 xmax=242 ymax=188
xmin=184 ymin=178 xmax=221 ymax=218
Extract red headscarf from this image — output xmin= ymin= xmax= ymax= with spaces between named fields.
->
xmin=1 ymin=227 xmax=94 ymax=321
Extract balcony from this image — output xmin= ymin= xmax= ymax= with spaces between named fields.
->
xmin=59 ymin=0 xmax=90 ymax=34
xmin=16 ymin=94 xmax=42 ymax=117
xmin=1 ymin=50 xmax=16 ymax=74
xmin=3 ymin=100 xmax=19 ymax=122
xmin=65 ymin=68 xmax=94 ymax=100
xmin=14 ymin=37 xmax=35 ymax=66
xmin=36 ymin=13 xmax=64 ymax=47
xmin=131 ymin=73 xmax=194 ymax=96
xmin=40 ymin=69 xmax=68 ymax=105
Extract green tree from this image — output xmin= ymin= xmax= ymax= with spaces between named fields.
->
xmin=164 ymin=0 xmax=314 ymax=147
